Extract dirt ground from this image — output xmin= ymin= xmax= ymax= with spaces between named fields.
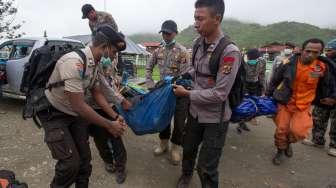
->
xmin=0 ymin=97 xmax=335 ymax=188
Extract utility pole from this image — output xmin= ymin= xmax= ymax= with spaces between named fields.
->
xmin=104 ymin=0 xmax=106 ymax=11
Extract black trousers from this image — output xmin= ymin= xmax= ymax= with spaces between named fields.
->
xmin=37 ymin=108 xmax=92 ymax=188
xmin=244 ymin=81 xmax=262 ymax=96
xmin=182 ymin=114 xmax=229 ymax=188
xmin=159 ymin=96 xmax=190 ymax=145
xmin=89 ymin=109 xmax=127 ymax=172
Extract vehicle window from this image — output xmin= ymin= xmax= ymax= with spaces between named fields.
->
xmin=8 ymin=40 xmax=36 ymax=60
xmin=10 ymin=44 xmax=34 ymax=60
xmin=0 ymin=42 xmax=13 ymax=60
xmin=46 ymin=40 xmax=85 ymax=49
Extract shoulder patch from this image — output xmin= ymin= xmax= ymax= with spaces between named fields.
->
xmin=223 ymin=56 xmax=235 ymax=63
xmin=179 ymin=51 xmax=188 ymax=64
xmin=220 ymin=56 xmax=236 ymax=74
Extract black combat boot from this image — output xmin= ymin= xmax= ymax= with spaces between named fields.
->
xmin=285 ymin=144 xmax=293 ymax=158
xmin=176 ymin=174 xmax=192 ymax=188
xmin=104 ymin=162 xmax=115 ymax=173
xmin=272 ymin=149 xmax=285 ymax=166
xmin=115 ymin=170 xmax=126 ymax=184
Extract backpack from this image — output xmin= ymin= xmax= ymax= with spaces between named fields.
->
xmin=20 ymin=44 xmax=87 ymax=128
xmin=0 ymin=170 xmax=28 ymax=188
xmin=192 ymin=36 xmax=245 ymax=110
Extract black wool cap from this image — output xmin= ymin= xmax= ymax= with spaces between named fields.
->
xmin=82 ymin=4 xmax=95 ymax=19
xmin=159 ymin=20 xmax=178 ymax=34
xmin=96 ymin=25 xmax=127 ymax=52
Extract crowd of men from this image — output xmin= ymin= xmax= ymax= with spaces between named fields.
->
xmin=0 ymin=0 xmax=335 ymax=187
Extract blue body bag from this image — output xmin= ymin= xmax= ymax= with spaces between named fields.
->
xmin=117 ymin=83 xmax=176 ymax=135
xmin=230 ymin=96 xmax=277 ymax=123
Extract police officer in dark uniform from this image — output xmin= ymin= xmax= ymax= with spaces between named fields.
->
xmin=37 ymin=26 xmax=127 ymax=188
xmin=173 ymin=0 xmax=241 ymax=187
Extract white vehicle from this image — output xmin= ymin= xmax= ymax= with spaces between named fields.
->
xmin=0 ymin=37 xmax=85 ymax=99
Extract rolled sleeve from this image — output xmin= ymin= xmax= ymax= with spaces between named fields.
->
xmin=190 ymin=50 xmax=241 ymax=104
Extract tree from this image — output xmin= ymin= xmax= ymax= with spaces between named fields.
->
xmin=0 ymin=0 xmax=24 ymax=39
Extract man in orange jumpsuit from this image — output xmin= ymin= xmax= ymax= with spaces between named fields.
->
xmin=266 ymin=38 xmax=336 ymax=165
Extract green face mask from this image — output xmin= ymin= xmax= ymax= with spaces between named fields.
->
xmin=247 ymin=60 xmax=257 ymax=65
xmin=161 ymin=39 xmax=176 ymax=47
xmin=101 ymin=57 xmax=112 ymax=66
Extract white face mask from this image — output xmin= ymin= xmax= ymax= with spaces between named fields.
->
xmin=283 ymin=49 xmax=293 ymax=56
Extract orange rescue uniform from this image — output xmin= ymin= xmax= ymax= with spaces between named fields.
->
xmin=274 ymin=59 xmax=326 ymax=149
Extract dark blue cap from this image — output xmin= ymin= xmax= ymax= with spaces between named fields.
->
xmin=247 ymin=48 xmax=260 ymax=60
xmin=159 ymin=20 xmax=178 ymax=34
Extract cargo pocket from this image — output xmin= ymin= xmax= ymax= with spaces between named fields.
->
xmin=44 ymin=128 xmax=72 ymax=160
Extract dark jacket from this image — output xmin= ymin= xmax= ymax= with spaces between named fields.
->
xmin=266 ymin=54 xmax=336 ymax=108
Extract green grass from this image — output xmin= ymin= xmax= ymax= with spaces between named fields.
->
xmin=136 ymin=66 xmax=160 ymax=81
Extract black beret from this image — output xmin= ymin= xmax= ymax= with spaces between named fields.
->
xmin=96 ymin=25 xmax=126 ymax=51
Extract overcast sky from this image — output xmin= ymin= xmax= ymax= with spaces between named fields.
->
xmin=12 ymin=0 xmax=336 ymax=38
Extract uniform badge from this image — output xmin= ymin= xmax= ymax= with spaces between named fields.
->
xmin=88 ymin=58 xmax=95 ymax=68
xmin=158 ymin=51 xmax=164 ymax=59
xmin=180 ymin=52 xmax=187 ymax=64
xmin=207 ymin=52 xmax=212 ymax=60
xmin=170 ymin=62 xmax=178 ymax=71
xmin=309 ymin=64 xmax=324 ymax=78
xmin=208 ymin=77 xmax=215 ymax=86
xmin=76 ymin=62 xmax=85 ymax=77
xmin=220 ymin=56 xmax=235 ymax=74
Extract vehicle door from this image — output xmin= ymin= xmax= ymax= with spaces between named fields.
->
xmin=5 ymin=39 xmax=36 ymax=94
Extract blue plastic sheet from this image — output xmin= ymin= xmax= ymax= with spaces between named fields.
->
xmin=230 ymin=96 xmax=277 ymax=122
xmin=117 ymin=83 xmax=176 ymax=135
